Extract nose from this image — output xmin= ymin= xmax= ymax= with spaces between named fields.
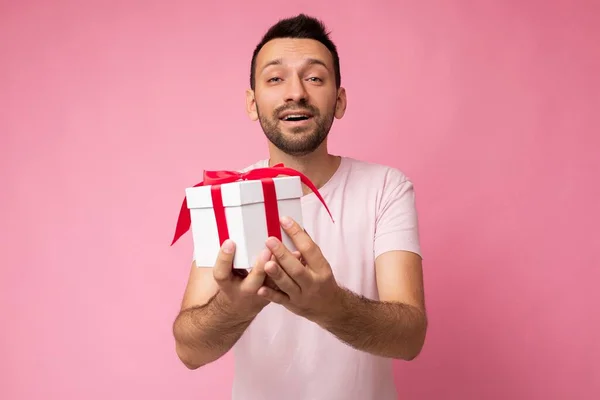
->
xmin=284 ymin=74 xmax=308 ymax=103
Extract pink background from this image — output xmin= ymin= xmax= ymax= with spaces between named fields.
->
xmin=1 ymin=0 xmax=599 ymax=399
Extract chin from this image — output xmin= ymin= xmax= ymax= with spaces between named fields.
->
xmin=280 ymin=124 xmax=314 ymax=134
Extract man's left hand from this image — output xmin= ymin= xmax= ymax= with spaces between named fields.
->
xmin=257 ymin=216 xmax=343 ymax=323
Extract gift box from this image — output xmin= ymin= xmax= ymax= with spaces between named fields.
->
xmin=186 ymin=175 xmax=303 ymax=269
xmin=171 ymin=164 xmax=333 ymax=269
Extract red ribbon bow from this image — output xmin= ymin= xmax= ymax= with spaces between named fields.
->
xmin=171 ymin=164 xmax=334 ymax=246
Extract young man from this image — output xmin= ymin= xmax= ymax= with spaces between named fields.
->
xmin=173 ymin=14 xmax=427 ymax=400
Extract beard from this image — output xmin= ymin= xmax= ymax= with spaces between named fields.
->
xmin=257 ymin=99 xmax=335 ymax=156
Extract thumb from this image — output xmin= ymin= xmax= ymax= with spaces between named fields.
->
xmin=213 ymin=240 xmax=235 ymax=288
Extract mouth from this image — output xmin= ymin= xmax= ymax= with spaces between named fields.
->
xmin=279 ymin=110 xmax=314 ymax=122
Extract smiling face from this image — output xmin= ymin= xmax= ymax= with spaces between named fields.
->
xmin=246 ymin=38 xmax=346 ymax=156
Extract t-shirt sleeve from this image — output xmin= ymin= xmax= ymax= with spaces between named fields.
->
xmin=374 ymin=169 xmax=422 ymax=259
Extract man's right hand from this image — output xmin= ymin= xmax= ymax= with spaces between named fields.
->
xmin=212 ymin=239 xmax=272 ymax=318
xmin=173 ymin=239 xmax=305 ymax=369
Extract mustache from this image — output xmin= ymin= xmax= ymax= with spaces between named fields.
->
xmin=273 ymin=101 xmax=320 ymax=117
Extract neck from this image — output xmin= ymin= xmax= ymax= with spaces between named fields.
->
xmin=267 ymin=144 xmax=341 ymax=194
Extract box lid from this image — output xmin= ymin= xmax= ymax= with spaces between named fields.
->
xmin=186 ymin=175 xmax=302 ymax=209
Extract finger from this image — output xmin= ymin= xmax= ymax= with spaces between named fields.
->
xmin=265 ymin=256 xmax=283 ymax=291
xmin=240 ymin=248 xmax=271 ymax=293
xmin=291 ymin=251 xmax=306 ymax=266
xmin=271 ymin=250 xmax=302 ymax=261
xmin=279 ymin=216 xmax=327 ymax=271
xmin=272 ymin=251 xmax=302 ymax=264
xmin=265 ymin=237 xmax=312 ymax=288
xmin=257 ymin=285 xmax=290 ymax=305
xmin=263 ymin=275 xmax=281 ymax=291
xmin=264 ymin=260 xmax=301 ymax=297
xmin=213 ymin=239 xmax=236 ymax=288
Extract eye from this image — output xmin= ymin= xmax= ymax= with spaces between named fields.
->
xmin=307 ymin=77 xmax=323 ymax=82
xmin=268 ymin=77 xmax=282 ymax=83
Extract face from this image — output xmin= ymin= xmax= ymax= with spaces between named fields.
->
xmin=246 ymin=38 xmax=346 ymax=156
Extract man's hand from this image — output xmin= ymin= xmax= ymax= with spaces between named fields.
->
xmin=213 ymin=239 xmax=273 ymax=318
xmin=256 ymin=216 xmax=342 ymax=323
xmin=252 ymin=216 xmax=427 ymax=361
xmin=173 ymin=239 xmax=282 ymax=369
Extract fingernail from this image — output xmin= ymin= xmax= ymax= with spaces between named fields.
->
xmin=222 ymin=239 xmax=235 ymax=253
xmin=266 ymin=237 xmax=278 ymax=249
xmin=280 ymin=216 xmax=293 ymax=228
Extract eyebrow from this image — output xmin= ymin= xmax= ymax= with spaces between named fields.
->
xmin=261 ymin=58 xmax=330 ymax=73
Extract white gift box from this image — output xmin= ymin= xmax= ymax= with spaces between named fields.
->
xmin=185 ymin=176 xmax=304 ymax=269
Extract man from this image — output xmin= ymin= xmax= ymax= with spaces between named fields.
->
xmin=173 ymin=14 xmax=427 ymax=400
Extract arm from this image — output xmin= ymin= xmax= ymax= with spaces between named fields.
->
xmin=172 ymin=265 xmax=253 ymax=369
xmin=258 ymin=220 xmax=427 ymax=361
xmin=313 ymin=171 xmax=427 ymax=360
xmin=315 ymin=250 xmax=427 ymax=360
xmin=257 ymin=172 xmax=427 ymax=361
xmin=173 ymin=242 xmax=271 ymax=369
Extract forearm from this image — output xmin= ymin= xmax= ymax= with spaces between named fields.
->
xmin=316 ymin=287 xmax=427 ymax=360
xmin=173 ymin=291 xmax=256 ymax=369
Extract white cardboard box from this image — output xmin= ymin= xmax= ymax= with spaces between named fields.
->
xmin=185 ymin=176 xmax=304 ymax=269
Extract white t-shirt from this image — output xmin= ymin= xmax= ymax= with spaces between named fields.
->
xmin=231 ymin=156 xmax=422 ymax=400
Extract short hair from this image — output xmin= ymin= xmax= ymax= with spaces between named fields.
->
xmin=249 ymin=14 xmax=341 ymax=90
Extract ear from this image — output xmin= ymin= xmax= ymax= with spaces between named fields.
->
xmin=334 ymin=87 xmax=347 ymax=119
xmin=246 ymin=89 xmax=258 ymax=121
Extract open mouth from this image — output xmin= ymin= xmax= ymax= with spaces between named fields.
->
xmin=283 ymin=115 xmax=310 ymax=121
xmin=279 ymin=111 xmax=314 ymax=122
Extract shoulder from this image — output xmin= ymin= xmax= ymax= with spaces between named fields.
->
xmin=343 ymin=157 xmax=413 ymax=191
xmin=346 ymin=159 xmax=422 ymax=257
xmin=341 ymin=157 xmax=418 ymax=215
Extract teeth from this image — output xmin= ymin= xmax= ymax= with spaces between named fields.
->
xmin=285 ymin=115 xmax=308 ymax=120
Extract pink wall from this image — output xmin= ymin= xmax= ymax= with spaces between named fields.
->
xmin=1 ymin=1 xmax=599 ymax=399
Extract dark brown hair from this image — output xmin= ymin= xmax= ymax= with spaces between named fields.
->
xmin=250 ymin=14 xmax=341 ymax=90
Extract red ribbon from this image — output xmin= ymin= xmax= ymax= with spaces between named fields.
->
xmin=171 ymin=164 xmax=334 ymax=246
